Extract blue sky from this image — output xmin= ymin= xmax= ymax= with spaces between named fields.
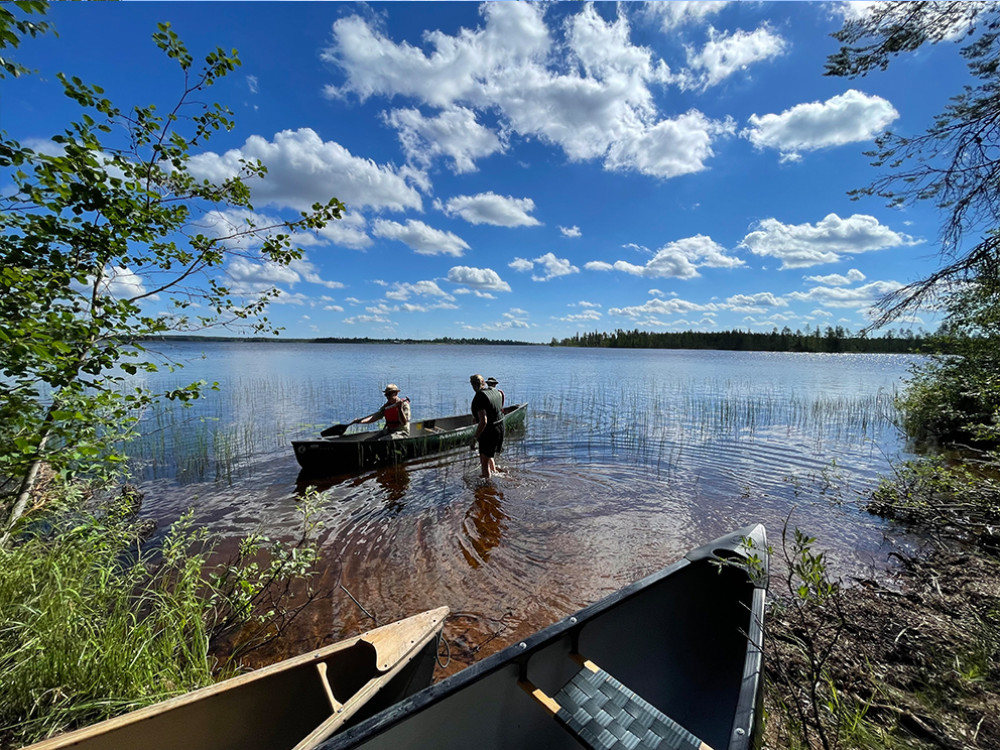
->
xmin=7 ymin=2 xmax=972 ymax=342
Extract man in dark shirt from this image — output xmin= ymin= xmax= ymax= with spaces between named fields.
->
xmin=469 ymin=373 xmax=504 ymax=478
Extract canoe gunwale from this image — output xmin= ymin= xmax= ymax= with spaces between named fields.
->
xmin=322 ymin=524 xmax=768 ymax=750
xmin=24 ymin=607 xmax=450 ymax=750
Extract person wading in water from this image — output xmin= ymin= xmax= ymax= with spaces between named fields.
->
xmin=469 ymin=374 xmax=504 ymax=478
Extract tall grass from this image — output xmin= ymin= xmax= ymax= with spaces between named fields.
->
xmin=528 ymin=383 xmax=900 ymax=473
xmin=0 ymin=488 xmax=217 ymax=746
xmin=0 ymin=480 xmax=323 ymax=748
xmin=121 ymin=370 xmax=902 ymax=485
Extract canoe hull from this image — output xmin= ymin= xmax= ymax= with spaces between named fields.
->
xmin=26 ymin=608 xmax=449 ymax=750
xmin=318 ymin=526 xmax=767 ymax=750
xmin=293 ymin=403 xmax=527 ymax=475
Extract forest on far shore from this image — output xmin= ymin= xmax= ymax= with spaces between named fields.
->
xmin=551 ymin=326 xmax=932 ymax=353
xmin=147 ymin=326 xmax=933 ymax=353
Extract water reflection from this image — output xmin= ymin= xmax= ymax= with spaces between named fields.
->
xmin=296 ymin=463 xmax=412 ymax=514
xmin=124 ymin=343 xmax=931 ymax=674
xmin=459 ymin=483 xmax=508 ymax=569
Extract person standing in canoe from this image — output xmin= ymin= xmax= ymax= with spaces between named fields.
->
xmin=351 ymin=384 xmax=410 ymax=439
xmin=469 ymin=374 xmax=504 ymax=478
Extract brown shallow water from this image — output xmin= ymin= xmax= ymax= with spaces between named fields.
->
xmin=127 ymin=342 xmax=929 ymax=672
xmin=199 ymin=444 xmax=920 ymax=676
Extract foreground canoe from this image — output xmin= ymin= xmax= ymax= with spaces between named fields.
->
xmin=26 ymin=607 xmax=449 ymax=750
xmin=293 ymin=403 xmax=528 ymax=474
xmin=319 ymin=526 xmax=767 ymax=750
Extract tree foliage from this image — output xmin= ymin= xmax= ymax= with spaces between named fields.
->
xmin=0 ymin=0 xmax=51 ymax=78
xmin=827 ymin=1 xmax=1000 ymax=326
xmin=828 ymin=2 xmax=1000 ymax=448
xmin=0 ymin=8 xmax=344 ymax=539
xmin=897 ymin=273 xmax=1000 ymax=446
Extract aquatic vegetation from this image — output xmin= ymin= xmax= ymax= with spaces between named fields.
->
xmin=122 ymin=366 xmax=903 ymax=490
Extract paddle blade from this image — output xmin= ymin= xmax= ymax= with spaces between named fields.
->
xmin=320 ymin=423 xmax=349 ymax=437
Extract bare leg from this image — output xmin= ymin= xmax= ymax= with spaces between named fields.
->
xmin=479 ymin=454 xmax=491 ymax=478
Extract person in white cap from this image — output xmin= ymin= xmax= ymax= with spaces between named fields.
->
xmin=351 ymin=383 xmax=410 ymax=439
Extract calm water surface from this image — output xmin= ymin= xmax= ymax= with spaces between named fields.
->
xmin=128 ymin=341 xmax=924 ymax=671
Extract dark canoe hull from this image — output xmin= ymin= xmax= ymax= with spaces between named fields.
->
xmin=26 ymin=608 xmax=449 ymax=750
xmin=318 ymin=526 xmax=768 ymax=750
xmin=293 ymin=403 xmax=527 ymax=474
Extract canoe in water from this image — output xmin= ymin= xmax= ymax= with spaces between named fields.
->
xmin=25 ymin=607 xmax=449 ymax=750
xmin=318 ymin=526 xmax=768 ymax=750
xmin=292 ymin=403 xmax=528 ymax=475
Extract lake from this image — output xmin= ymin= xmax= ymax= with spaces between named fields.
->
xmin=126 ymin=340 xmax=924 ymax=671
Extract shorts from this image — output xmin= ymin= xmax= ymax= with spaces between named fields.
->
xmin=477 ymin=423 xmax=505 ymax=458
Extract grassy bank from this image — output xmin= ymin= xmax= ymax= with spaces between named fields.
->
xmin=0 ymin=477 xmax=321 ymax=749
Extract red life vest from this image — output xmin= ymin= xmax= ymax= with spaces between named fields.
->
xmin=383 ymin=397 xmax=409 ymax=428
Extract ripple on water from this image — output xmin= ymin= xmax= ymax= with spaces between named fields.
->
xmin=125 ymin=346 xmax=925 ymax=673
xmin=139 ymin=438 xmax=921 ymax=675
xmin=299 ymin=457 xmax=756 ymax=673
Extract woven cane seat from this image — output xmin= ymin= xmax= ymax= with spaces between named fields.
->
xmin=552 ymin=664 xmax=707 ymax=750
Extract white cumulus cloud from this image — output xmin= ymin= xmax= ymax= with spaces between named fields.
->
xmin=803 ymin=268 xmax=867 ymax=286
xmin=680 ymin=25 xmax=788 ymax=90
xmin=726 ymin=292 xmax=788 ymax=308
xmin=587 ymin=234 xmax=744 ymax=279
xmin=226 ymin=257 xmax=300 ymax=294
xmin=187 ymin=128 xmax=422 ymax=213
xmin=385 ymin=106 xmax=505 ymax=173
xmin=309 ymin=211 xmax=372 ymax=251
xmin=509 ymin=258 xmax=534 ymax=272
xmin=99 ymin=266 xmax=148 ymax=299
xmin=788 ymin=280 xmax=904 ymax=308
xmin=741 ymin=214 xmax=918 ymax=269
xmin=440 ymin=192 xmax=541 ymax=227
xmin=741 ymin=90 xmax=899 ymax=161
xmin=383 ymin=280 xmax=455 ymax=301
xmin=509 ymin=252 xmax=580 ymax=281
xmin=447 ymin=266 xmax=512 ymax=293
xmin=322 ymin=3 xmax=732 ymax=179
xmin=609 ymin=296 xmax=720 ymax=319
xmin=643 ymin=1 xmax=730 ymax=31
xmin=372 ymin=219 xmax=470 ymax=256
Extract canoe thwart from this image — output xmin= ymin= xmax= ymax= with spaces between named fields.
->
xmin=520 ymin=657 xmax=713 ymax=750
xmin=316 ymin=662 xmax=343 ymax=713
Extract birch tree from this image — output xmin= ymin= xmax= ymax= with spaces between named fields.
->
xmin=0 ymin=8 xmax=344 ymax=540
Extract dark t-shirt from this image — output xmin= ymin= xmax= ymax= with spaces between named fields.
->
xmin=471 ymin=388 xmax=503 ymax=424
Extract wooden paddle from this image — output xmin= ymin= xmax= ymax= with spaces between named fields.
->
xmin=320 ymin=423 xmax=350 ymax=437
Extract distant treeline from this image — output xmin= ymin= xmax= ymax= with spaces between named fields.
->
xmin=551 ymin=327 xmax=932 ymax=353
xmin=144 ymin=335 xmax=541 ymax=346
xmin=310 ymin=336 xmax=540 ymax=346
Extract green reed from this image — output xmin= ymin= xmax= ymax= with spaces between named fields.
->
xmin=124 ymin=376 xmax=347 ymax=483
xmin=0 ymin=489 xmax=218 ymax=747
xmin=529 ymin=382 xmax=900 ymax=477
xmin=123 ymin=373 xmax=900 ymax=483
xmin=0 ymin=478 xmax=325 ymax=748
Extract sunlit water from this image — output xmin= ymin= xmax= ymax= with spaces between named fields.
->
xmin=125 ymin=341 xmax=925 ymax=671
